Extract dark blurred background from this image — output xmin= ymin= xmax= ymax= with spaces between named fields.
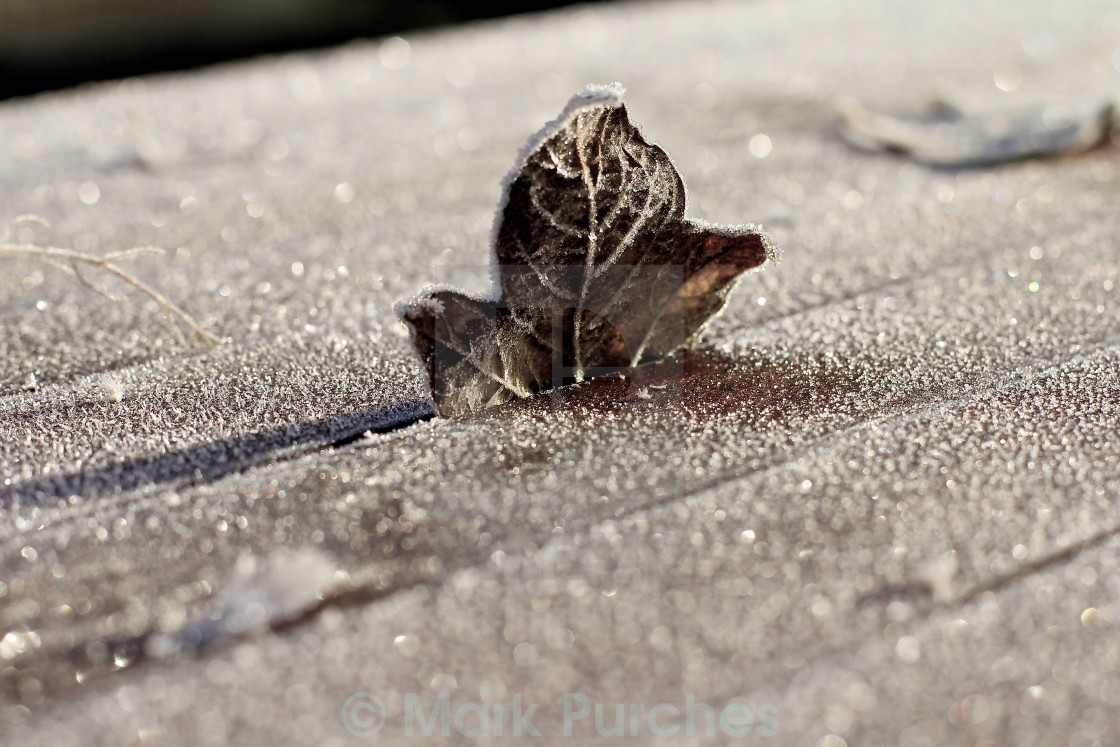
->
xmin=0 ymin=0 xmax=604 ymax=100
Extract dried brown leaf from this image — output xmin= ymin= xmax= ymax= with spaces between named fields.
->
xmin=399 ymin=83 xmax=777 ymax=416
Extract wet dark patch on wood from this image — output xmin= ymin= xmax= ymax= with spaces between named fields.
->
xmin=493 ymin=348 xmax=865 ymax=430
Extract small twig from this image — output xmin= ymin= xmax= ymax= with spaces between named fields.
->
xmin=0 ymin=241 xmax=220 ymax=347
xmin=12 ymin=215 xmax=52 ymax=231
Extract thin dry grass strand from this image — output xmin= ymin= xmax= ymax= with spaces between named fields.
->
xmin=12 ymin=215 xmax=52 ymax=231
xmin=0 ymin=241 xmax=220 ymax=348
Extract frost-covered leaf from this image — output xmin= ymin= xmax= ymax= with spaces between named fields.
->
xmin=398 ymin=83 xmax=777 ymax=417
xmin=839 ymin=98 xmax=1117 ymax=167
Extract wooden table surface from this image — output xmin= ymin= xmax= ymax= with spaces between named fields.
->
xmin=2 ymin=0 xmax=1120 ymax=744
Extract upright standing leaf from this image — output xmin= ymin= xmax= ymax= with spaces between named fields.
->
xmin=398 ymin=83 xmax=778 ymax=416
